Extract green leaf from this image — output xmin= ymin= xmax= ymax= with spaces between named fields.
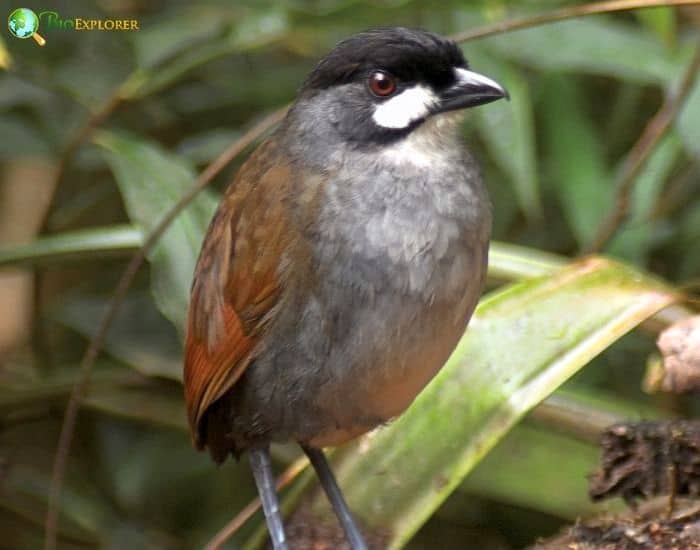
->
xmin=0 ymin=115 xmax=51 ymax=159
xmin=85 ymin=385 xmax=187 ymax=432
xmin=130 ymin=7 xmax=232 ymax=70
xmin=463 ymin=422 xmax=606 ymax=519
xmin=288 ymin=257 xmax=676 ymax=549
xmin=177 ymin=128 xmax=243 ymax=165
xmin=464 ymin=387 xmax=662 ymax=520
xmin=607 ymin=133 xmax=682 ymax=264
xmin=52 ymin=293 xmax=183 ymax=381
xmin=0 ymin=467 xmax=99 ymax=545
xmin=635 ymin=7 xmax=676 ymax=48
xmin=3 ymin=463 xmax=116 ymax=537
xmin=52 ymin=35 xmax=134 ymax=108
xmin=678 ymin=200 xmax=700 ymax=279
xmin=542 ymin=76 xmax=614 ymax=249
xmin=0 ymin=358 xmax=182 ymax=430
xmin=95 ymin=131 xmax=218 ymax=333
xmin=470 ymin=50 xmax=541 ymax=222
xmin=677 ymin=78 xmax=700 ymax=158
xmin=483 ymin=18 xmax=684 ymax=84
xmin=0 ymin=362 xmax=137 ymax=411
xmin=487 ymin=240 xmax=564 ymax=280
xmin=0 ymin=224 xmax=142 ymax=267
xmin=0 ymin=74 xmax=52 ymax=111
xmin=132 ymin=9 xmax=289 ymax=98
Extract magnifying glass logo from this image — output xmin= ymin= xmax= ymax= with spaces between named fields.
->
xmin=8 ymin=8 xmax=46 ymax=46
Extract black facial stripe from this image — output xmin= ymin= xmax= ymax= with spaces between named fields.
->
xmin=340 ymin=109 xmax=427 ymax=149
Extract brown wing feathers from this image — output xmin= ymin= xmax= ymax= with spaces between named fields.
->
xmin=183 ymin=143 xmax=294 ymax=452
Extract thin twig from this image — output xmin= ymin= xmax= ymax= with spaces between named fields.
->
xmin=43 ymin=107 xmax=288 ymax=550
xmin=650 ymin=163 xmax=699 ymax=220
xmin=586 ymin=41 xmax=700 ymax=253
xmin=451 ymin=0 xmax=700 ymax=43
xmin=203 ymin=456 xmax=309 ymax=550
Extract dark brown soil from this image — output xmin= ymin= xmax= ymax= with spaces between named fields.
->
xmin=589 ymin=420 xmax=700 ymax=505
xmin=535 ymin=497 xmax=700 ymax=549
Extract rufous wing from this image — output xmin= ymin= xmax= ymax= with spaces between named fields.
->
xmin=183 ymin=141 xmax=296 ymax=451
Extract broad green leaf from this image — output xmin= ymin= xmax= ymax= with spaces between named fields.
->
xmin=52 ymin=35 xmax=134 ymax=108
xmin=0 ymin=359 xmax=182 ymax=431
xmin=678 ymin=200 xmax=700 ymax=279
xmin=177 ymin=128 xmax=243 ymax=165
xmin=463 ymin=423 xmax=607 ymax=519
xmin=624 ymin=132 xmax=681 ymax=219
xmin=635 ymin=7 xmax=676 ymax=48
xmin=47 ymin=181 xmax=119 ymax=228
xmin=677 ymin=78 xmax=700 ymax=158
xmin=3 ymin=461 xmax=178 ymax=549
xmin=0 ymin=224 xmax=142 ymax=267
xmin=483 ymin=18 xmax=684 ymax=84
xmin=53 ymin=294 xmax=183 ymax=380
xmin=607 ymin=133 xmax=682 ymax=264
xmin=130 ymin=7 xmax=232 ymax=70
xmin=0 ymin=470 xmax=98 ymax=546
xmin=487 ymin=240 xmax=564 ymax=279
xmin=2 ymin=464 xmax=115 ymax=537
xmin=542 ymin=76 xmax=614 ymax=249
xmin=0 ymin=115 xmax=50 ymax=159
xmin=470 ymin=50 xmax=541 ymax=222
xmin=95 ymin=131 xmax=218 ymax=333
xmin=132 ymin=10 xmax=289 ymax=98
xmin=0 ymin=74 xmax=52 ymax=111
xmin=84 ymin=385 xmax=187 ymax=432
xmin=227 ymin=9 xmax=289 ymax=50
xmin=284 ymin=257 xmax=676 ymax=549
xmin=0 ymin=362 xmax=137 ymax=411
xmin=464 ymin=387 xmax=662 ymax=520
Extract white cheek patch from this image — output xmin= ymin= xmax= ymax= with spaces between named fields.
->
xmin=372 ymin=85 xmax=438 ymax=129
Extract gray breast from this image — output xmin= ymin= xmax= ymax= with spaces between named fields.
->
xmin=314 ymin=117 xmax=491 ymax=303
xmin=242 ymin=117 xmax=492 ymax=444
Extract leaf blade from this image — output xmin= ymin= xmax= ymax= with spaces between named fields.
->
xmin=95 ymin=131 xmax=218 ymax=333
xmin=0 ymin=225 xmax=142 ymax=268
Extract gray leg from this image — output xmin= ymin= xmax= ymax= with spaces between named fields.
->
xmin=301 ymin=444 xmax=368 ymax=550
xmin=249 ymin=447 xmax=288 ymax=550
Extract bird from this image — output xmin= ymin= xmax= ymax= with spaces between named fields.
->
xmin=183 ymin=26 xmax=508 ymax=550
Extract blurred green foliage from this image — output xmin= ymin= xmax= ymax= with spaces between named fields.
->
xmin=1 ymin=1 xmax=699 ymax=548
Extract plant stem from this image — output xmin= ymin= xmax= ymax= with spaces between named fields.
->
xmin=451 ymin=0 xmax=700 ymax=43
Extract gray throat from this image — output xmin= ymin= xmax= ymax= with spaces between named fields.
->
xmin=286 ymin=105 xmax=492 ymax=302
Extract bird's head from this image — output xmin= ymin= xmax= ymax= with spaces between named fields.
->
xmin=294 ymin=27 xmax=508 ymax=146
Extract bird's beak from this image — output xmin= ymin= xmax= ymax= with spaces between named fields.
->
xmin=435 ymin=67 xmax=509 ymax=114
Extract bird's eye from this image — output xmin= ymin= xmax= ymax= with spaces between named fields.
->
xmin=368 ymin=71 xmax=397 ymax=97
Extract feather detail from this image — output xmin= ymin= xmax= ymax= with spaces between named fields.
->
xmin=183 ymin=139 xmax=300 ymax=454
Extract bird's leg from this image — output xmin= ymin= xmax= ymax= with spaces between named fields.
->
xmin=301 ymin=444 xmax=368 ymax=550
xmin=249 ymin=446 xmax=289 ymax=550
